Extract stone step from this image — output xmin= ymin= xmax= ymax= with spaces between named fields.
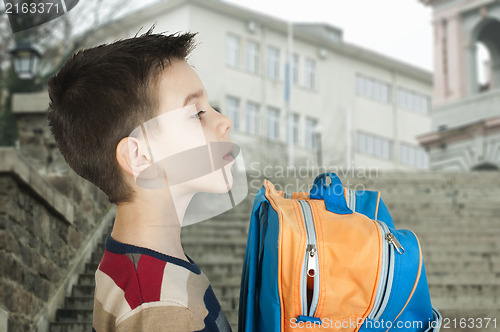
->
xmin=342 ymin=172 xmax=500 ymax=183
xmin=392 ymin=215 xmax=500 ymax=225
xmin=91 ymin=251 xmax=105 ymax=264
xmin=56 ymin=309 xmax=93 ymax=321
xmin=419 ymin=238 xmax=500 ymax=248
xmin=388 ymin=206 xmax=500 ymax=218
xmin=181 ymin=237 xmax=246 ymax=251
xmin=428 ymin=273 xmax=500 ymax=285
xmin=182 ymin=235 xmax=248 ymax=245
xmin=433 ymin=297 xmax=500 ymax=310
xmin=183 ymin=225 xmax=249 ymax=233
xmin=182 ymin=227 xmax=248 ymax=236
xmin=393 ymin=218 xmax=498 ymax=227
xmin=184 ymin=249 xmax=246 ymax=260
xmin=426 ymin=260 xmax=492 ymax=273
xmin=422 ymin=243 xmax=499 ymax=253
xmin=217 ymin=296 xmax=239 ymax=311
xmin=72 ymin=285 xmax=94 ymax=297
xmin=50 ymin=322 xmax=92 ymax=332
xmin=385 ymin=195 xmax=500 ymax=203
xmin=64 ymin=296 xmax=94 ymax=310
xmin=424 ymin=253 xmax=492 ymax=263
xmin=78 ymin=273 xmax=95 ymax=286
xmin=430 ymin=284 xmax=500 ymax=299
xmin=423 ymin=251 xmax=500 ymax=263
xmin=410 ymin=225 xmax=500 ymax=235
xmin=211 ymin=280 xmax=242 ymax=298
xmin=85 ymin=262 xmax=99 ymax=274
xmin=422 ymin=248 xmax=498 ymax=259
xmin=189 ymin=218 xmax=250 ymax=224
xmin=416 ymin=229 xmax=500 ymax=238
xmin=197 ymin=261 xmax=243 ymax=276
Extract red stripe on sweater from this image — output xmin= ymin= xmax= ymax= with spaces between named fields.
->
xmin=136 ymin=255 xmax=167 ymax=302
xmin=98 ymin=250 xmax=143 ymax=310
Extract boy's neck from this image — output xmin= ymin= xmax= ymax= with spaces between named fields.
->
xmin=110 ymin=192 xmax=190 ymax=262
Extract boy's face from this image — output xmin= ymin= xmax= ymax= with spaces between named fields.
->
xmin=156 ymin=59 xmax=232 ymax=150
xmin=129 ymin=60 xmax=236 ymax=194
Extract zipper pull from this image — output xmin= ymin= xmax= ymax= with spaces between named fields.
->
xmin=386 ymin=233 xmax=405 ymax=254
xmin=307 ymin=244 xmax=317 ymax=277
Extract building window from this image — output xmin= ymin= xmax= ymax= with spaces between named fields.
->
xmin=226 ymin=96 xmax=240 ymax=130
xmin=246 ymin=101 xmax=260 ymax=135
xmin=266 ymin=107 xmax=280 ymax=140
xmin=287 ymin=113 xmax=299 ymax=144
xmin=267 ymin=46 xmax=280 ymax=80
xmin=357 ymin=131 xmax=393 ymax=159
xmin=304 ymin=59 xmax=316 ymax=90
xmin=293 ymin=54 xmax=299 ymax=85
xmin=400 ymin=144 xmax=429 ymax=169
xmin=397 ymin=88 xmax=430 ymax=114
xmin=305 ymin=117 xmax=318 ymax=149
xmin=246 ymin=40 xmax=260 ymax=73
xmin=227 ymin=35 xmax=240 ymax=68
xmin=356 ymin=74 xmax=391 ymax=103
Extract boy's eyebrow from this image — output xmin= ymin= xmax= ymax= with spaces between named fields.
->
xmin=183 ymin=89 xmax=204 ymax=106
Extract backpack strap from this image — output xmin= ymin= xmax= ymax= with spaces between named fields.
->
xmin=309 ymin=173 xmax=353 ymax=215
xmin=346 ymin=188 xmax=356 ymax=211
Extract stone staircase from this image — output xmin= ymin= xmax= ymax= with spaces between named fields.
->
xmin=49 ymin=231 xmax=110 ymax=332
xmin=339 ymin=171 xmax=500 ymax=331
xmin=49 ymin=171 xmax=500 ymax=331
xmin=368 ymin=172 xmax=500 ymax=331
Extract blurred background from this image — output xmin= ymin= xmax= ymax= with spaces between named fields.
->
xmin=0 ymin=0 xmax=498 ymax=331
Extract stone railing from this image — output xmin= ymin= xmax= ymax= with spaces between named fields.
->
xmin=0 ymin=147 xmax=112 ymax=332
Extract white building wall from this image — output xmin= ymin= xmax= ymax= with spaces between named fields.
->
xmin=84 ymin=0 xmax=432 ymax=170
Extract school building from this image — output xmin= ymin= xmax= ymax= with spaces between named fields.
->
xmin=82 ymin=0 xmax=433 ymax=171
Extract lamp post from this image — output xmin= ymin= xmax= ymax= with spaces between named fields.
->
xmin=9 ymin=38 xmax=42 ymax=80
xmin=0 ymin=38 xmax=42 ymax=146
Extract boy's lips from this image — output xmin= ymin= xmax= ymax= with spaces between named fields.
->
xmin=223 ymin=146 xmax=234 ymax=161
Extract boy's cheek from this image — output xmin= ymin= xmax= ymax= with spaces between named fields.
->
xmin=148 ymin=121 xmax=206 ymax=161
xmin=145 ymin=109 xmax=208 ymax=161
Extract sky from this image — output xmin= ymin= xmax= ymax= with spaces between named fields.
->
xmin=223 ymin=0 xmax=434 ymax=71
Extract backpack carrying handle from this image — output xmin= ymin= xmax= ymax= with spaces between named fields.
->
xmin=309 ymin=173 xmax=353 ymax=215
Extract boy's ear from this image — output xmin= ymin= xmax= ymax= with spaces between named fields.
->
xmin=116 ymin=137 xmax=152 ymax=176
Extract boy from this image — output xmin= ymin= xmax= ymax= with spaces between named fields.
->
xmin=47 ymin=30 xmax=235 ymax=331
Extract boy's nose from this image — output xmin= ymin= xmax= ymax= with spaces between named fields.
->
xmin=215 ymin=108 xmax=232 ymax=136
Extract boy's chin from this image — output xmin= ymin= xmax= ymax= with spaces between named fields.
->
xmin=191 ymin=165 xmax=235 ymax=194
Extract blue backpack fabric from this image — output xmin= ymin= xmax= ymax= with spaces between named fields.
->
xmin=238 ymin=173 xmax=442 ymax=331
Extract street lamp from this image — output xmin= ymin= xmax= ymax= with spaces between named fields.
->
xmin=9 ymin=38 xmax=42 ymax=80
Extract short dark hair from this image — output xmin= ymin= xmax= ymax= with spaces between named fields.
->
xmin=48 ymin=29 xmax=196 ymax=203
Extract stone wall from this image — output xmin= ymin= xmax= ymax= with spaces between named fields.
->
xmin=0 ymin=148 xmax=111 ymax=332
xmin=12 ymin=92 xmax=69 ymax=177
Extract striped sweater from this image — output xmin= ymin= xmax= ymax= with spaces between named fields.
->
xmin=92 ymin=235 xmax=232 ymax=331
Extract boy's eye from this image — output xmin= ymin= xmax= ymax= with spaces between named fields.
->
xmin=191 ymin=110 xmax=206 ymax=119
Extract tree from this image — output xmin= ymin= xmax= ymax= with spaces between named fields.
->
xmin=0 ymin=0 xmax=136 ymax=145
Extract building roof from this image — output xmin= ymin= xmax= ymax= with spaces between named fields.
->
xmin=85 ymin=0 xmax=432 ymax=83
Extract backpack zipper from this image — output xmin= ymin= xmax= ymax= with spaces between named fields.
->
xmin=345 ymin=190 xmax=405 ymax=321
xmin=368 ymin=220 xmax=405 ymax=321
xmin=298 ymin=200 xmax=320 ymax=317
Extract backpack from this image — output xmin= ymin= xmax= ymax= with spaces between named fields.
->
xmin=238 ymin=172 xmax=442 ymax=331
